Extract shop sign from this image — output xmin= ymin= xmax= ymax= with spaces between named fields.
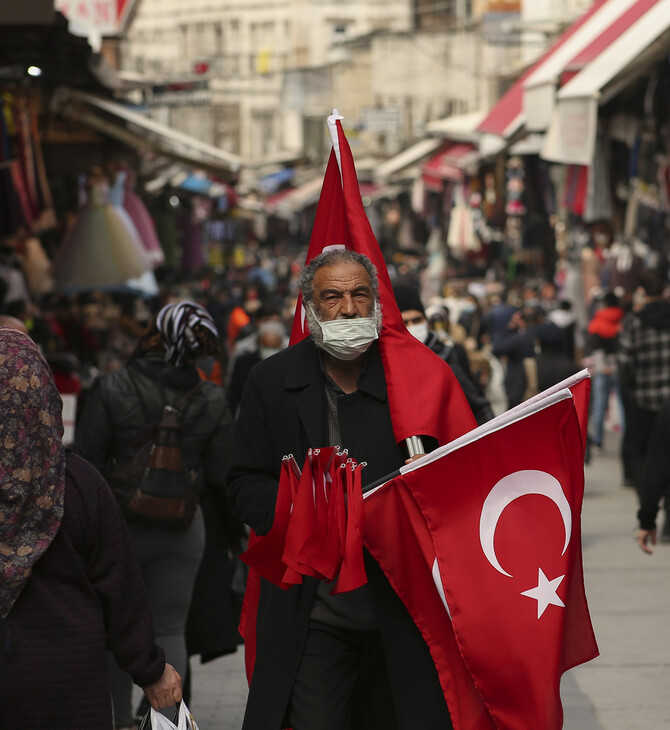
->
xmin=360 ymin=107 xmax=402 ymax=134
xmin=55 ymin=0 xmax=138 ymax=36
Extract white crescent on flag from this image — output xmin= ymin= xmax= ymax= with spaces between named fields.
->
xmin=478 ymin=469 xmax=572 ymax=578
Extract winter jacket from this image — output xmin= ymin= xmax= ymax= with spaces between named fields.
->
xmin=75 ymin=354 xmax=233 ymax=501
xmin=618 ymin=300 xmax=670 ymax=410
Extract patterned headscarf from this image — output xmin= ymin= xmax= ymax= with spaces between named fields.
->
xmin=0 ymin=329 xmax=66 ymax=619
xmin=155 ymin=300 xmax=220 ymax=367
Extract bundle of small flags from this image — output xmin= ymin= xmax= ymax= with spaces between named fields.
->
xmin=241 ymin=447 xmax=367 ymax=593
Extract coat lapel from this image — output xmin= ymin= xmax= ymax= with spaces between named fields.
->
xmin=285 ymin=338 xmax=326 ymax=448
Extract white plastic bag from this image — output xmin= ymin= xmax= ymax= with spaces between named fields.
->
xmin=140 ymin=701 xmax=199 ymax=730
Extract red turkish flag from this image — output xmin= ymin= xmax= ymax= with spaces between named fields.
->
xmin=364 ymin=387 xmax=598 ymax=729
xmin=289 ymin=112 xmax=475 ymax=444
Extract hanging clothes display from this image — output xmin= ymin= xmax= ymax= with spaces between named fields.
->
xmin=121 ymin=168 xmax=165 ymax=267
xmin=109 ymin=170 xmax=160 ymax=296
xmin=0 ymin=93 xmax=54 ymax=236
xmin=53 ymin=172 xmax=151 ymax=289
xmin=584 ymin=128 xmax=613 ymax=224
xmin=152 ymin=194 xmax=178 ymax=269
xmin=20 ymin=236 xmax=53 ymax=296
xmin=178 ymin=204 xmax=205 ymax=271
xmin=447 ymin=184 xmax=478 ymax=256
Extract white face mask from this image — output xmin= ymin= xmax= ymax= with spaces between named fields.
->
xmin=407 ymin=321 xmax=428 ymax=343
xmin=309 ymin=304 xmax=379 ymax=361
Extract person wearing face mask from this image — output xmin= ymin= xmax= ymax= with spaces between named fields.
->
xmin=394 ymin=283 xmax=494 ymax=426
xmin=227 ymin=319 xmax=288 ymax=418
xmin=226 ymin=248 xmax=473 ymax=730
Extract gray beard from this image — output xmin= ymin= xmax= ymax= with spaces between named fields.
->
xmin=304 ymin=301 xmax=383 ymax=349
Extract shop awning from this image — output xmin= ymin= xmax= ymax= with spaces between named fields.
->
xmin=257 ymin=168 xmax=295 ymax=194
xmin=477 ymin=0 xmax=614 ymax=141
xmin=425 ymin=111 xmax=486 ymax=141
xmin=524 ymin=0 xmax=657 ymax=132
xmin=422 ymin=144 xmax=479 ymax=191
xmin=373 ymin=138 xmax=443 ymax=183
xmin=52 ymin=86 xmax=244 ymax=175
xmin=263 ymin=177 xmax=325 ymax=219
xmin=542 ymin=0 xmax=670 ymax=165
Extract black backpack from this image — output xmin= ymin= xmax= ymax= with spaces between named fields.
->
xmin=109 ymin=371 xmax=203 ymax=531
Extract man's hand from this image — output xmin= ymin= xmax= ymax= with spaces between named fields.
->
xmin=638 ymin=528 xmax=657 ymax=555
xmin=405 ymin=453 xmax=425 ymax=465
xmin=144 ymin=663 xmax=183 ymax=710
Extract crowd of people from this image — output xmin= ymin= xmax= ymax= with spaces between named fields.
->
xmin=2 ymin=228 xmax=670 ymax=727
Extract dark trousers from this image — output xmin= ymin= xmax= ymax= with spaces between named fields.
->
xmin=620 ymin=390 xmax=638 ymax=485
xmin=288 ymin=621 xmax=397 ymax=730
xmin=625 ymin=403 xmax=659 ymax=496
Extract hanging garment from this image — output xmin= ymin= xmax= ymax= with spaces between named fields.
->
xmin=13 ymin=98 xmax=40 ymax=219
xmin=21 ymin=236 xmax=53 ymax=296
xmin=178 ymin=208 xmax=205 ymax=271
xmin=53 ymin=176 xmax=151 ymax=289
xmin=122 ymin=171 xmax=165 ymax=267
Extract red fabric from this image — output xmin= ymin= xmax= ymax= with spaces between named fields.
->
xmin=364 ymin=480 xmax=495 ymax=730
xmin=240 ymin=458 xmax=299 ymax=589
xmin=333 ymin=462 xmax=366 ymax=594
xmin=289 ymin=119 xmax=475 ymax=445
xmin=242 ymin=449 xmax=367 ymax=591
xmin=365 ymin=392 xmax=599 ymax=729
xmin=587 ymin=306 xmax=624 ymax=339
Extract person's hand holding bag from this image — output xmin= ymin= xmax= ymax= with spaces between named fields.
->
xmin=143 ymin=663 xmax=183 ymax=710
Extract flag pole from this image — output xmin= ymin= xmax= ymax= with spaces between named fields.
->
xmin=362 ymin=468 xmax=401 ymax=495
xmin=328 ymin=108 xmax=427 ymax=467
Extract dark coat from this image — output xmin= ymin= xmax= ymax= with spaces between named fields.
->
xmin=227 ymin=338 xmax=452 ymax=730
xmin=0 ymin=452 xmax=164 ymax=729
xmin=425 ymin=332 xmax=494 ymax=425
xmin=74 ymin=354 xmax=242 ymax=664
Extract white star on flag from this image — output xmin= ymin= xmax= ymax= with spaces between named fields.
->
xmin=521 ymin=568 xmax=566 ymax=619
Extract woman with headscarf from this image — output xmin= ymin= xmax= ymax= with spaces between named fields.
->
xmin=0 ymin=328 xmax=181 ymax=729
xmin=74 ymin=300 xmax=236 ymax=730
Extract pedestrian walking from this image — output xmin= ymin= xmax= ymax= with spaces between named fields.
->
xmin=226 ymin=249 xmax=474 ymax=729
xmin=75 ymin=300 xmax=236 ymax=729
xmin=617 ymin=267 xmax=670 ymax=530
xmin=0 ymin=328 xmax=182 ymax=730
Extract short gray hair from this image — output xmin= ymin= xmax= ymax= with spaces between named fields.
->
xmin=299 ymin=249 xmax=379 ymax=305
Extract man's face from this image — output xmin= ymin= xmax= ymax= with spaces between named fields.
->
xmin=400 ymin=309 xmax=425 ymax=329
xmin=311 ymin=262 xmax=375 ymax=321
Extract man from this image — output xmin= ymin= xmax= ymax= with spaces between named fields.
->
xmin=492 ymin=303 xmax=543 ymax=409
xmin=227 ymin=318 xmax=287 ymax=417
xmin=618 ymin=266 xmax=670 ymax=534
xmin=227 ymin=249 xmax=471 ymax=730
xmin=637 ymin=394 xmax=670 ymax=553
xmin=393 ymin=283 xmax=494 ymax=425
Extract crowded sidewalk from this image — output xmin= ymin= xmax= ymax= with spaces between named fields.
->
xmin=177 ymin=429 xmax=670 ymax=730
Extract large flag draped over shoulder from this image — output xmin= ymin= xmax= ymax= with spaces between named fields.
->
xmin=289 ymin=111 xmax=475 ymax=444
xmin=363 ymin=372 xmax=598 ymax=730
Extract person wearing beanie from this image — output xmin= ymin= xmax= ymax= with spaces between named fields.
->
xmin=393 ymin=283 xmax=494 ymax=425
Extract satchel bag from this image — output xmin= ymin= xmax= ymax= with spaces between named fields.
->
xmin=109 ymin=372 xmax=202 ymax=531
